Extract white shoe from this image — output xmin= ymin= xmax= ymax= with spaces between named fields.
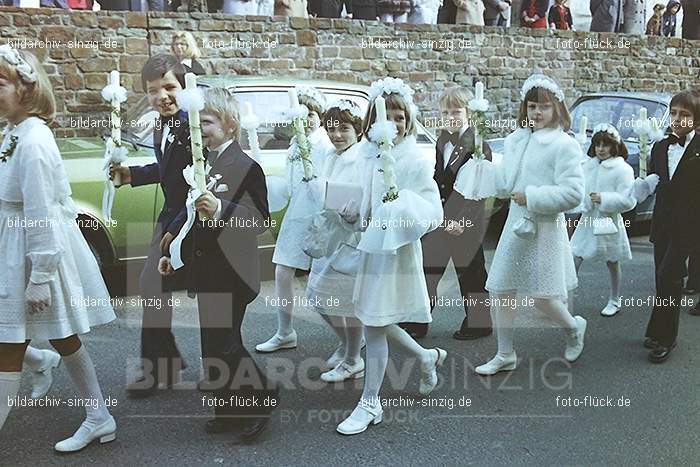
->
xmin=54 ymin=416 xmax=116 ymax=453
xmin=475 ymin=352 xmax=517 ymax=376
xmin=29 ymin=349 xmax=61 ymax=399
xmin=255 ymin=330 xmax=297 ymax=353
xmin=565 ymin=316 xmax=587 ymax=362
xmin=419 ymin=348 xmax=447 ymax=396
xmin=325 ymin=346 xmax=345 ymax=370
xmin=336 ymin=401 xmax=383 ymax=435
xmin=321 ymin=359 xmax=365 ymax=383
xmin=600 ymin=300 xmax=621 ymax=317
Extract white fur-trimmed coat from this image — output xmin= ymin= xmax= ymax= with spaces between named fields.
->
xmin=570 ymin=156 xmax=636 ymax=261
xmin=486 ymin=127 xmax=585 ymax=299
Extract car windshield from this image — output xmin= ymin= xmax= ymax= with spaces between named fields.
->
xmin=570 ymin=97 xmax=667 ymax=141
xmin=124 ymin=88 xmax=433 ymax=149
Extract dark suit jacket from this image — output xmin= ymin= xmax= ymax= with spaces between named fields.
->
xmin=184 ymin=141 xmax=270 ymax=303
xmin=649 ymin=133 xmax=700 ymax=252
xmin=184 ymin=59 xmax=206 ymax=76
xmin=434 ymin=128 xmax=492 ymax=230
xmin=438 ymin=0 xmax=458 ymax=23
xmin=129 ymin=111 xmax=193 ymax=236
xmin=308 ymin=0 xmax=352 ymax=17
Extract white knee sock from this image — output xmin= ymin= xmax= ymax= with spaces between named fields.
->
xmin=385 ymin=324 xmax=433 ymax=370
xmin=275 ymin=265 xmax=296 ymax=336
xmin=319 ymin=312 xmax=347 ymax=354
xmin=23 ymin=346 xmax=49 ymax=371
xmin=360 ymin=327 xmax=388 ymax=405
xmin=607 ymin=261 xmax=621 ymax=304
xmin=344 ymin=318 xmax=364 ymax=366
xmin=0 ymin=372 xmax=21 ymax=431
xmin=493 ymin=296 xmax=517 ymax=355
xmin=535 ymin=298 xmax=577 ymax=332
xmin=62 ymin=345 xmax=111 ymax=426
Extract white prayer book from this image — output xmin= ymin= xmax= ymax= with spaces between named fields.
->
xmin=324 ymin=180 xmax=363 ymax=211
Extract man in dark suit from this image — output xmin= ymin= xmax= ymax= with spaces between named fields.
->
xmin=160 ymin=87 xmax=277 ymax=441
xmin=401 ymin=87 xmax=493 ymax=340
xmin=110 ymin=55 xmax=193 ymax=397
xmin=308 ymin=0 xmax=353 ymax=17
xmin=681 ymin=0 xmax=700 ymax=40
xmin=438 ymin=0 xmax=458 ymax=23
xmin=644 ymin=90 xmax=700 ymax=363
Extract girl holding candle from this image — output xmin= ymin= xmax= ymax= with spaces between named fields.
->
xmin=336 ymin=78 xmax=447 ymax=435
xmin=257 ymin=86 xmax=334 ymax=353
xmin=570 ymin=124 xmax=636 ymax=317
xmin=0 ymin=46 xmax=117 ymax=452
xmin=455 ymin=74 xmax=587 ymax=376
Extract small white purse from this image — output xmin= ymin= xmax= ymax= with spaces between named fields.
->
xmin=512 ymin=216 xmax=537 ymax=238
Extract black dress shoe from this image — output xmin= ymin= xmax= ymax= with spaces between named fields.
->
xmin=205 ymin=417 xmax=243 ymax=434
xmin=453 ymin=328 xmax=493 ymax=341
xmin=682 ymin=286 xmax=698 ymax=295
xmin=643 ymin=337 xmax=660 ymax=349
xmin=240 ymin=417 xmax=270 ymax=443
xmin=648 ymin=342 xmax=676 ymax=363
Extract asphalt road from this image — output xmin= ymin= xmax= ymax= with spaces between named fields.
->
xmin=3 ymin=233 xmax=700 ymax=466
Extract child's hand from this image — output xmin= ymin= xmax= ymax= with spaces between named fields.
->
xmin=26 ymin=281 xmax=51 ymax=314
xmin=195 ymin=191 xmax=219 ymax=219
xmin=158 ymin=256 xmax=174 ymax=276
xmin=590 ymin=193 xmax=601 ymax=204
xmin=511 ymin=192 xmax=527 ymax=206
xmin=445 ymin=220 xmax=465 ymax=236
xmin=109 ymin=165 xmax=131 ymax=187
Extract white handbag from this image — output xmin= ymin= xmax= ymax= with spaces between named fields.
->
xmin=329 ymin=243 xmax=362 ymax=276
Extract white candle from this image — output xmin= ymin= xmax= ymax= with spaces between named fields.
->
xmin=580 ymin=116 xmax=587 ymax=136
xmin=244 ymin=101 xmax=254 ymax=118
xmin=185 ymin=73 xmax=206 ymax=194
xmin=288 ymin=88 xmax=299 ymax=109
xmin=375 ymin=96 xmax=387 ymax=123
xmin=109 ymin=70 xmax=121 ymax=146
xmin=475 ymin=81 xmax=484 ymax=100
xmin=639 ymin=107 xmax=647 ymax=122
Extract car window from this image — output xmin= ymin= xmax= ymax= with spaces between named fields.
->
xmin=570 ymin=97 xmax=667 ymax=141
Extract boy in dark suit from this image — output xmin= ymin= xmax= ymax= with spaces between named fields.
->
xmin=401 ymin=86 xmax=493 ymax=340
xmin=110 ymin=54 xmax=194 ymax=397
xmin=641 ymin=90 xmax=700 ymax=363
xmin=160 ymin=87 xmax=277 ymax=443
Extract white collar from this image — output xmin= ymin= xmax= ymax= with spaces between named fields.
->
xmin=531 ymin=126 xmax=563 ymax=144
xmin=447 ymin=125 xmax=468 ymax=140
xmin=209 ymin=139 xmax=234 ymax=161
xmin=600 ymin=156 xmax=626 ymax=168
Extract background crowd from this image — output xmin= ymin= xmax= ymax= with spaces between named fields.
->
xmin=1 ymin=0 xmax=697 ymax=39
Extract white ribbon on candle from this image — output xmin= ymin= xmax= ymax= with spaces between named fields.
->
xmin=100 ymin=70 xmax=127 ymax=221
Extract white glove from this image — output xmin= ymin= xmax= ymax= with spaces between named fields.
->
xmin=26 ymin=281 xmax=51 ymax=314
xmin=339 ymin=199 xmax=359 ymax=224
xmin=645 ymin=174 xmax=660 ymax=193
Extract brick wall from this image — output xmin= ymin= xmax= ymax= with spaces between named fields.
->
xmin=1 ymin=7 xmax=698 ymax=138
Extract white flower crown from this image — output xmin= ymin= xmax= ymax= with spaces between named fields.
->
xmin=296 ymin=86 xmax=327 ymax=112
xmin=0 ymin=45 xmax=37 ymax=84
xmin=368 ymin=77 xmax=418 ymax=117
xmin=593 ymin=123 xmax=621 ymax=142
xmin=520 ymin=74 xmax=565 ymax=103
xmin=326 ymin=99 xmax=364 ymax=119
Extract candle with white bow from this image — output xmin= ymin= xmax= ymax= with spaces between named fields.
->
xmin=374 ymin=96 xmax=398 ymax=201
xmin=638 ymin=107 xmax=648 ymax=178
xmin=185 ymin=73 xmax=206 ymax=193
xmin=100 ymin=69 xmax=128 ymax=221
xmin=288 ymin=89 xmax=314 ymax=180
xmin=241 ymin=101 xmax=261 ymax=164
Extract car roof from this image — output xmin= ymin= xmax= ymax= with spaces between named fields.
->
xmin=198 ymin=76 xmax=371 ymax=95
xmin=574 ymin=92 xmax=672 ymax=105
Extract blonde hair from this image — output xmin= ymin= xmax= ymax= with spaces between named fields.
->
xmin=202 ymin=87 xmax=241 ymax=141
xmin=171 ymin=32 xmax=201 ymax=60
xmin=0 ymin=50 xmax=55 ymax=124
xmin=363 ymin=92 xmax=417 ymax=139
xmin=439 ymin=86 xmax=473 ymax=110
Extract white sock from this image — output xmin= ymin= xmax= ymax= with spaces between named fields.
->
xmin=534 ymin=298 xmax=577 ymax=332
xmin=0 ymin=372 xmax=21 ymax=431
xmin=360 ymin=326 xmax=388 ymax=406
xmin=319 ymin=312 xmax=347 ymax=355
xmin=385 ymin=324 xmax=433 ymax=370
xmin=493 ymin=294 xmax=516 ymax=356
xmin=607 ymin=261 xmax=621 ymax=305
xmin=23 ymin=346 xmax=49 ymax=372
xmin=275 ymin=265 xmax=296 ymax=336
xmin=344 ymin=318 xmax=364 ymax=366
xmin=61 ymin=345 xmax=111 ymax=426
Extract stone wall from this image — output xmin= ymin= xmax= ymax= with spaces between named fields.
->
xmin=1 ymin=7 xmax=698 ymax=138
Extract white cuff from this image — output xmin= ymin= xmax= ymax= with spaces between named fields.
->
xmin=212 ymin=198 xmax=223 ymax=222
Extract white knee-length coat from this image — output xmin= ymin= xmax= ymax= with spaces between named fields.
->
xmin=570 ymin=156 xmax=636 ymax=262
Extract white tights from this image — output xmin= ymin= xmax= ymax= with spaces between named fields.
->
xmin=274 ymin=265 xmax=296 ymax=336
xmin=318 ymin=313 xmax=363 ymax=365
xmin=575 ymin=257 xmax=621 ymax=303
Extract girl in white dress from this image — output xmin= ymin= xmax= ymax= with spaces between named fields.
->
xmin=336 ymin=78 xmax=447 ymax=436
xmin=455 ymin=74 xmax=587 ymax=376
xmin=571 ymin=124 xmax=636 ymax=316
xmin=257 ymin=86 xmax=335 ymax=353
xmin=306 ymin=100 xmax=365 ymax=382
xmin=0 ymin=46 xmax=117 ymax=452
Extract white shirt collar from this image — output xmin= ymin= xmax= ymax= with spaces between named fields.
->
xmin=209 ymin=139 xmax=234 ymax=162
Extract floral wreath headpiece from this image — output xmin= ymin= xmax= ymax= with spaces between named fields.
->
xmin=0 ymin=45 xmax=37 ymax=84
xmin=326 ymin=99 xmax=364 ymax=120
xmin=296 ymin=86 xmax=328 ymax=112
xmin=593 ymin=123 xmax=622 ymax=143
xmin=368 ymin=77 xmax=418 ymax=117
xmin=520 ymin=74 xmax=565 ymax=103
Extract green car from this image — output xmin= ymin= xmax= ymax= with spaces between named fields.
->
xmin=64 ymin=77 xmax=438 ymax=293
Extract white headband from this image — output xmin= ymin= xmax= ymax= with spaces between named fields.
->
xmin=296 ymin=86 xmax=327 ymax=112
xmin=368 ymin=77 xmax=418 ymax=117
xmin=593 ymin=123 xmax=622 ymax=142
xmin=520 ymin=74 xmax=565 ymax=103
xmin=0 ymin=45 xmax=37 ymax=84
xmin=326 ymin=99 xmax=363 ymax=119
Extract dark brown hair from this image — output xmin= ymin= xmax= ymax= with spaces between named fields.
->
xmin=588 ymin=131 xmax=628 ymax=160
xmin=517 ymin=87 xmax=571 ymax=131
xmin=670 ymin=90 xmax=700 ymax=124
xmin=323 ymin=104 xmax=363 ymax=138
xmin=299 ymin=94 xmax=325 ymax=118
xmin=362 ymin=92 xmax=417 ymax=139
xmin=140 ymin=54 xmax=186 ymax=92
